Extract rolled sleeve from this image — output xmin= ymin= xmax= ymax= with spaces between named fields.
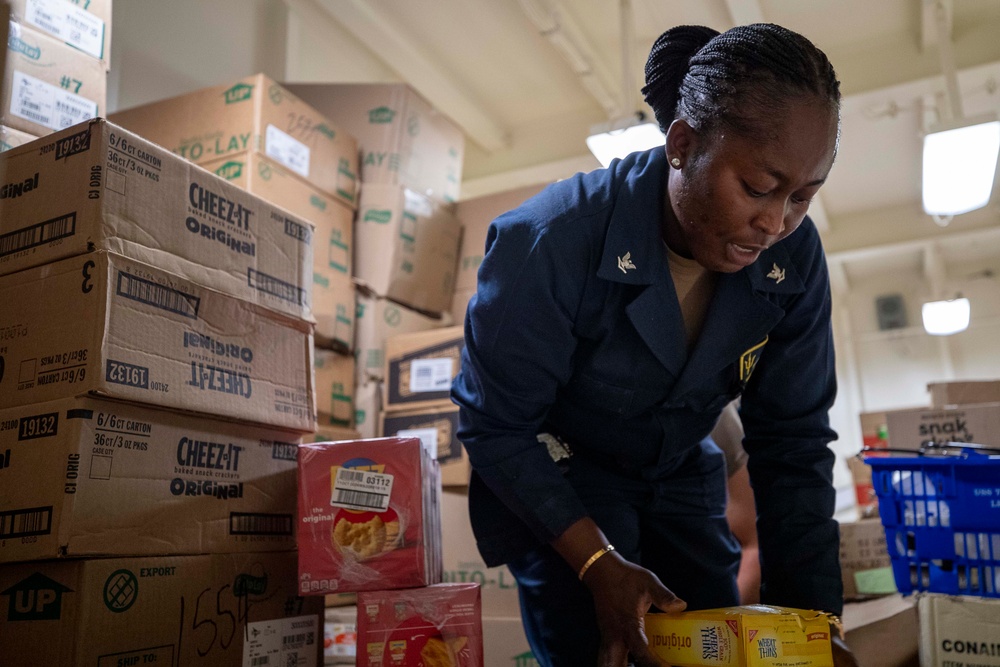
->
xmin=740 ymin=230 xmax=843 ymax=615
xmin=451 ymin=212 xmax=594 ymax=544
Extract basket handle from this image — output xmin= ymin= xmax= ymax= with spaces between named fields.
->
xmin=859 ymin=441 xmax=1000 ymax=457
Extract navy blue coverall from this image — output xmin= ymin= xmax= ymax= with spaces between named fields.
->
xmin=451 ymin=147 xmax=842 ymax=664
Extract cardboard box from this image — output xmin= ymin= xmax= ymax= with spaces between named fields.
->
xmin=2 ymin=22 xmax=105 ymax=136
xmin=0 ymin=251 xmax=316 ymax=431
xmin=0 ymin=396 xmax=301 ymax=563
xmin=384 ymin=326 xmax=463 ymax=412
xmin=928 ymin=380 xmax=1000 ymax=408
xmin=288 ymin=82 xmax=465 ymax=204
xmin=454 ymin=183 xmax=546 ymax=292
xmin=354 ymin=292 xmax=443 ymax=384
xmin=440 ymin=490 xmax=520 ymax=617
xmin=483 ymin=618 xmax=536 ymax=667
xmin=451 ymin=286 xmax=476 ymax=325
xmin=839 ymin=519 xmax=895 ymax=600
xmin=0 ymin=123 xmax=37 ymax=151
xmin=842 ymin=595 xmax=918 ymax=667
xmin=8 ymin=0 xmax=112 ymax=63
xmin=918 ymin=594 xmax=1000 ymax=667
xmin=0 ymin=119 xmax=316 ymax=322
xmin=884 ymin=404 xmax=1000 ymax=451
xmin=356 ymin=584 xmax=483 ymax=667
xmin=355 ymin=185 xmax=461 ymax=315
xmin=0 ymin=551 xmax=323 ymax=666
xmin=846 ymin=456 xmax=879 ymax=519
xmin=382 ymin=405 xmax=470 ymax=488
xmin=311 ymin=425 xmax=361 ymax=444
xmin=207 ymin=152 xmax=358 ymax=345
xmin=324 ymin=605 xmax=358 ymax=664
xmin=645 ymin=606 xmax=834 ymax=667
xmin=110 ymin=73 xmax=358 ymax=205
xmin=297 ymin=437 xmax=442 ymax=594
xmin=315 ymin=348 xmax=355 ymax=429
xmin=354 ymin=380 xmax=383 ymax=440
xmin=314 ymin=270 xmax=355 ymax=354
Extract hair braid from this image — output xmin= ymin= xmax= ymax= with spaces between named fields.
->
xmin=643 ymin=23 xmax=840 ymax=136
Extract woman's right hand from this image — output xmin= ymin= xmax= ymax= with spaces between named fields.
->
xmin=582 ymin=551 xmax=687 ymax=667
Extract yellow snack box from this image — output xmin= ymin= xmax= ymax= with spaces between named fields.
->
xmin=645 ymin=605 xmax=834 ymax=667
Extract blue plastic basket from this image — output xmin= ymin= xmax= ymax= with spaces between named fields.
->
xmin=865 ymin=448 xmax=1000 ymax=598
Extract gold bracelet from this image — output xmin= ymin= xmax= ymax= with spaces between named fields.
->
xmin=577 ymin=544 xmax=615 ymax=581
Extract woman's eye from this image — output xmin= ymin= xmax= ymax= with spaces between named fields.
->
xmin=743 ymin=183 xmax=767 ymax=198
xmin=791 ymin=195 xmax=813 ymax=205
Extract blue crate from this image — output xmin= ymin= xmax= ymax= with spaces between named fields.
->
xmin=865 ymin=448 xmax=1000 ymax=598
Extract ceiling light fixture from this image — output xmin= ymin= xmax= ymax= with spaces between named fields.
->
xmin=585 ymin=0 xmax=664 ymax=167
xmin=921 ymin=296 xmax=971 ymax=336
xmin=922 ymin=1 xmax=1000 ymax=220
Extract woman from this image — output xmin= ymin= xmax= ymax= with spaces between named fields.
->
xmin=452 ymin=23 xmax=856 ymax=667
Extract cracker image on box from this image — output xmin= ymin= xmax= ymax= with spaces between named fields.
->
xmin=298 ymin=437 xmax=442 ymax=594
xmin=645 ymin=606 xmax=835 ymax=667
xmin=356 ymin=583 xmax=483 ymax=667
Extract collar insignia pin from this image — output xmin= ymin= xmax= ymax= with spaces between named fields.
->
xmin=617 ymin=251 xmax=636 ymax=274
xmin=767 ymin=263 xmax=785 ymax=284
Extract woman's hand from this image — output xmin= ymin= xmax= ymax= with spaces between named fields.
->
xmin=582 ymin=552 xmax=686 ymax=667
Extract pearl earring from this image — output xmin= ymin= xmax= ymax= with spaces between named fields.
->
xmin=670 ymin=157 xmax=681 ymax=168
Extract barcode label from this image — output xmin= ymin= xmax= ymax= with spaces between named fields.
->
xmin=0 ymin=213 xmax=76 ymax=258
xmin=330 ymin=468 xmax=393 ymax=512
xmin=26 ymin=0 xmax=106 ymax=59
xmin=10 ymin=69 xmax=98 ymax=132
xmin=265 ymin=124 xmax=311 ymax=178
xmin=409 ymin=358 xmax=454 ymax=393
xmin=243 ymin=615 xmax=317 ymax=667
xmin=247 ymin=268 xmax=306 ymax=305
xmin=229 ymin=512 xmax=294 ymax=536
xmin=0 ymin=506 xmax=53 ymax=538
xmin=396 ymin=427 xmax=439 ymax=459
xmin=115 ymin=271 xmax=200 ymax=318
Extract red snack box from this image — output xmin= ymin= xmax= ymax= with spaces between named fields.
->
xmin=357 ymin=583 xmax=484 ymax=667
xmin=298 ymin=437 xmax=442 ymax=594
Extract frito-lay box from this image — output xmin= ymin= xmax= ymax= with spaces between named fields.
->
xmin=0 ymin=551 xmax=322 ymax=666
xmin=356 ymin=584 xmax=483 ymax=667
xmin=298 ymin=437 xmax=442 ymax=594
xmin=0 ymin=396 xmax=302 ymax=563
xmin=0 ymin=251 xmax=316 ymax=431
xmin=110 ymin=73 xmax=358 ymax=205
xmin=0 ymin=118 xmax=316 ymax=322
xmin=645 ymin=605 xmax=835 ymax=667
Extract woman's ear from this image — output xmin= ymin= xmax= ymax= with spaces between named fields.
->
xmin=665 ymin=118 xmax=698 ymax=168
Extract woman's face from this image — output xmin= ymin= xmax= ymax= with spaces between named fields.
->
xmin=664 ymin=98 xmax=840 ymax=273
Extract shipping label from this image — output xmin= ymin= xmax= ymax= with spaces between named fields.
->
xmin=330 ymin=468 xmax=393 ymax=512
xmin=10 ymin=70 xmax=98 ymax=132
xmin=243 ymin=614 xmax=318 ymax=667
xmin=26 ymin=0 xmax=106 ymax=59
xmin=265 ymin=124 xmax=310 ymax=178
xmin=408 ymin=358 xmax=453 ymax=393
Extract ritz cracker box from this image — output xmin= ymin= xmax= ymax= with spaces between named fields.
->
xmin=645 ymin=606 xmax=835 ymax=667
xmin=0 ymin=551 xmax=323 ymax=666
xmin=297 ymin=437 xmax=442 ymax=595
xmin=0 ymin=395 xmax=303 ymax=563
xmin=0 ymin=118 xmax=316 ymax=322
xmin=0 ymin=250 xmax=316 ymax=432
xmin=356 ymin=583 xmax=483 ymax=667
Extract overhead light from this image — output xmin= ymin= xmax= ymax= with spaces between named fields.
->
xmin=921 ymin=297 xmax=971 ymax=336
xmin=586 ymin=113 xmax=665 ymax=167
xmin=922 ymin=114 xmax=1000 ymax=217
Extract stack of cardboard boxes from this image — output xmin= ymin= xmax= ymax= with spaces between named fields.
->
xmin=0 ymin=117 xmax=324 ymax=663
xmin=2 ymin=0 xmax=109 ymax=150
xmin=109 ymin=74 xmax=363 ymax=447
xmin=289 ymin=83 xmax=465 ymax=441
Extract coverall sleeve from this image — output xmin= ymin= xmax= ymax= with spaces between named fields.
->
xmin=739 ymin=233 xmax=843 ymax=615
xmin=451 ymin=213 xmax=592 ymax=543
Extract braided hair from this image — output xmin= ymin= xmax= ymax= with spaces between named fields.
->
xmin=642 ymin=24 xmax=840 ymax=137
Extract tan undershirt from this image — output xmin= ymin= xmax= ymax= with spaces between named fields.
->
xmin=666 ymin=245 xmax=719 ymax=350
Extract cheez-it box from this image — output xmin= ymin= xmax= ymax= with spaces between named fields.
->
xmin=297 ymin=437 xmax=442 ymax=594
xmin=357 ymin=584 xmax=483 ymax=667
